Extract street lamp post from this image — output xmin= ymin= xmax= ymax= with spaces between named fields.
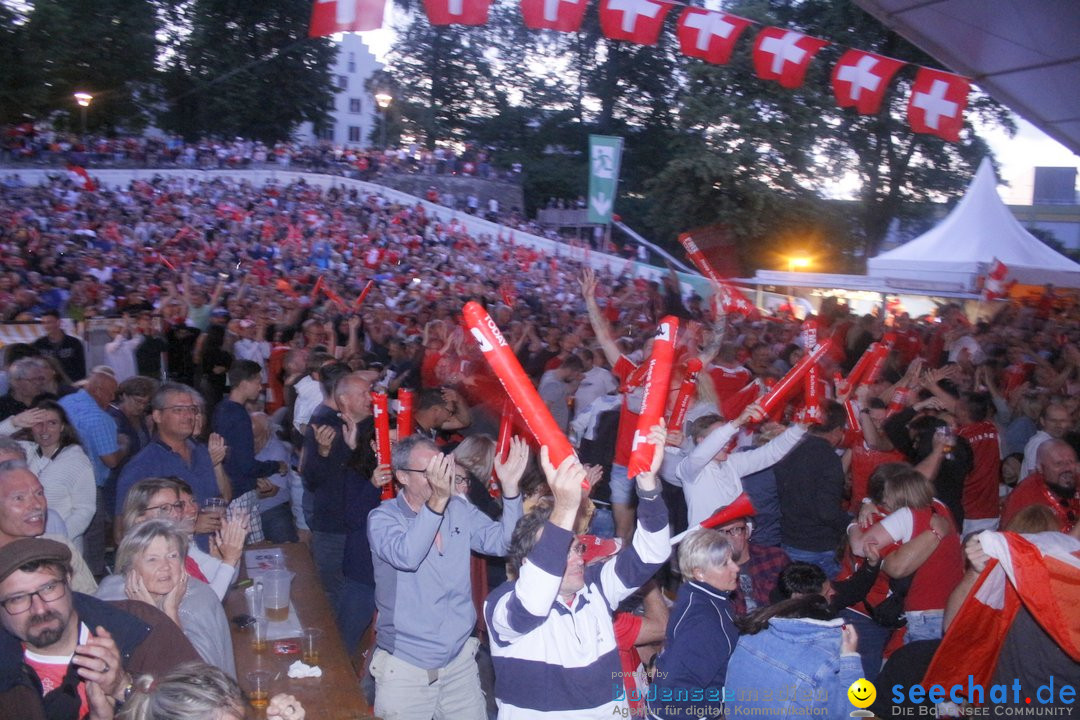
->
xmin=374 ymin=92 xmax=392 ymax=150
xmin=73 ymin=92 xmax=93 ymax=142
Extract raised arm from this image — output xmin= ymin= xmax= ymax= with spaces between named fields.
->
xmin=580 ymin=269 xmax=622 ymax=367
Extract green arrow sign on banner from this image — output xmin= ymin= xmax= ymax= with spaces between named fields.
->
xmin=587 ymin=134 xmax=623 ymax=225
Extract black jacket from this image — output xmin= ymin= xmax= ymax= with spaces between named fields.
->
xmin=775 ymin=434 xmax=852 ymax=552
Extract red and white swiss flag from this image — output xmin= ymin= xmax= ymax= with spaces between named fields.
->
xmin=925 ymin=531 xmax=1080 ymax=692
xmin=982 ymin=257 xmax=1010 ymax=301
xmin=711 ymin=279 xmax=760 ymax=320
xmin=676 ymin=9 xmax=751 ymax=65
xmin=520 ymin=0 xmax=587 ymax=31
xmin=308 ymin=0 xmax=386 ymax=37
xmin=66 ymin=164 xmax=96 ymax=192
xmin=598 ymin=0 xmax=673 ymax=45
xmin=752 ymin=27 xmax=828 ymax=89
xmin=423 ymin=0 xmax=492 ymax=25
xmin=907 ymin=67 xmax=969 ymax=141
xmin=831 ymin=49 xmax=905 ymax=114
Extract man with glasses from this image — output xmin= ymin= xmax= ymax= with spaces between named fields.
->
xmin=711 ymin=507 xmax=790 ymax=616
xmin=0 ymin=459 xmax=97 ymax=594
xmin=368 ymin=434 xmax=525 ymax=720
xmin=0 ymin=537 xmax=200 ymax=718
xmin=0 ymin=357 xmax=50 ymax=422
xmin=115 ymin=382 xmax=225 ymax=520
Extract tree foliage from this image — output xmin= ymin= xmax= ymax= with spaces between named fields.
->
xmin=158 ymin=0 xmax=337 ymax=142
xmin=1 ymin=0 xmax=158 ymax=130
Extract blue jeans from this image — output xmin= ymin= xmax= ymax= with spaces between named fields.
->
xmin=260 ymin=503 xmax=298 ymax=544
xmin=311 ymin=531 xmax=347 ymax=610
xmin=337 ymin=576 xmax=376 ymax=655
xmin=840 ymin=609 xmax=892 ymax=682
xmin=782 ymin=545 xmax=841 ymax=580
xmin=904 ymin=610 xmax=943 ymax=644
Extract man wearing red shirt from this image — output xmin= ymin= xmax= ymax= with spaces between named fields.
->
xmin=955 ymin=392 xmax=1003 ymax=535
xmin=707 ymin=344 xmax=753 ymax=405
xmin=1001 ymin=439 xmax=1079 ymax=532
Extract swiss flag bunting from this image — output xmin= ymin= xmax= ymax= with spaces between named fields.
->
xmin=831 ymin=49 xmax=905 ymax=114
xmin=907 ymin=67 xmax=969 ymax=141
xmin=598 ymin=0 xmax=673 ymax=45
xmin=520 ymin=0 xmax=587 ymax=32
xmin=752 ymin=27 xmax=828 ymax=89
xmin=676 ymin=9 xmax=751 ymax=65
xmin=424 ymin=0 xmax=492 ymax=26
xmin=308 ymin=0 xmax=386 ymax=36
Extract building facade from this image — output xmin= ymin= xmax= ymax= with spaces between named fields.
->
xmin=295 ymin=34 xmax=382 ymax=149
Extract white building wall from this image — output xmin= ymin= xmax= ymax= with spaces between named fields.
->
xmin=295 ymin=34 xmax=382 ymax=148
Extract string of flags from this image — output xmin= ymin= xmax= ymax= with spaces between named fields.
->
xmin=308 ymin=0 xmax=972 ymax=142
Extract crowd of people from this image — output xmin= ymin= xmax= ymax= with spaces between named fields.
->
xmin=0 ymin=168 xmax=1077 ymax=720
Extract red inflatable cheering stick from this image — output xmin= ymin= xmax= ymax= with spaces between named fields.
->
xmin=462 ymin=302 xmax=580 ymax=481
xmin=801 ymin=364 xmax=824 ymax=424
xmin=490 ymin=401 xmax=514 ymax=498
xmin=758 ymin=339 xmax=835 ymax=417
xmin=397 ymin=389 xmax=414 ymax=440
xmin=627 ymin=316 xmax=679 ymax=478
xmin=668 ymin=357 xmax=703 ymax=436
xmin=670 ymin=493 xmax=756 ymax=545
xmin=373 ymin=393 xmax=395 ymax=500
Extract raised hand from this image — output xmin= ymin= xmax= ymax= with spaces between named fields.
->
xmin=424 ymin=451 xmax=455 ymax=513
xmin=312 ymin=424 xmax=336 ymax=456
xmin=493 ymin=436 xmax=529 ymax=498
xmin=539 ymin=446 xmax=586 ymax=530
xmin=208 ymin=433 xmax=227 ymax=466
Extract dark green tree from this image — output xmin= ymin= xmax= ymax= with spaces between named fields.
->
xmin=159 ymin=0 xmax=337 ymax=142
xmin=10 ymin=0 xmax=158 ymax=130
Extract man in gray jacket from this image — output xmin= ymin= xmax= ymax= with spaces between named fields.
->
xmin=368 ymin=435 xmax=526 ymax=720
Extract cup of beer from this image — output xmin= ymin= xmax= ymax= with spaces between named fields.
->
xmin=302 ymin=627 xmax=323 ymax=666
xmin=262 ymin=569 xmax=294 ymax=622
xmin=246 ymin=669 xmax=272 ymax=709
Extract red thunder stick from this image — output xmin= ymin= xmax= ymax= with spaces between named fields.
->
xmin=355 ymin=279 xmax=375 ymax=309
xmin=803 ymin=364 xmax=824 ymax=424
xmin=491 ymin=400 xmax=514 ymax=498
xmin=845 ymin=399 xmax=861 ymax=432
xmin=669 ymin=493 xmax=756 ymax=545
xmin=844 ymin=342 xmax=884 ymax=388
xmin=627 ymin=316 xmax=680 ymax=478
xmin=802 ymin=318 xmax=818 ymax=350
xmin=863 ymin=345 xmax=891 ymax=387
xmin=496 ymin=400 xmax=513 ymax=463
xmin=668 ymin=357 xmax=703 ymax=436
xmin=373 ymin=393 xmax=395 ymax=500
xmin=397 ymin=389 xmax=414 ymax=440
xmin=679 ymin=233 xmax=725 ymax=284
xmin=462 ymin=302 xmax=579 ymax=475
xmin=758 ymin=339 xmax=835 ymax=416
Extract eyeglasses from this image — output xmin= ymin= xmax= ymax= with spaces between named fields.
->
xmin=1 ymin=579 xmax=67 ymax=615
xmin=719 ymin=526 xmax=748 ymax=537
xmin=162 ymin=405 xmax=201 ymax=415
xmin=145 ymin=501 xmax=185 ymax=516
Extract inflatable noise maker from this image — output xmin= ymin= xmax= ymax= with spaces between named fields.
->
xmin=667 ymin=357 xmax=703 ymax=438
xmin=397 ymin=389 xmax=414 ymax=440
xmin=627 ymin=316 xmax=680 ymax=479
xmin=491 ymin=400 xmax=515 ymax=498
xmin=670 ymin=493 xmax=756 ymax=546
xmin=462 ymin=302 xmax=585 ymax=487
xmin=373 ymin=392 xmax=396 ymax=500
xmin=757 ymin=339 xmax=836 ymax=417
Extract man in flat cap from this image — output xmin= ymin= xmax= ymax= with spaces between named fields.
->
xmin=0 ymin=537 xmax=200 ymax=720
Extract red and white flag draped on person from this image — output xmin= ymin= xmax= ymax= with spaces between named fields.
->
xmin=831 ymin=49 xmax=905 ymax=115
xmin=424 ymin=0 xmax=492 ymax=25
xmin=66 ymin=165 xmax=96 ymax=192
xmin=752 ymin=27 xmax=828 ymax=89
xmin=520 ymin=0 xmax=587 ymax=32
xmin=308 ymin=0 xmax=386 ymax=36
xmin=924 ymin=531 xmax=1080 ymax=692
xmin=907 ymin=67 xmax=969 ymax=141
xmin=982 ymin=258 xmax=1010 ymax=301
xmin=676 ymin=9 xmax=751 ymax=65
xmin=598 ymin=0 xmax=673 ymax=45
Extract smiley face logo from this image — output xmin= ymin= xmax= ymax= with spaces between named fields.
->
xmin=848 ymin=678 xmax=876 ymax=709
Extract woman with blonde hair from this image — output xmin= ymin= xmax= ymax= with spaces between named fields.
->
xmin=120 ymin=662 xmax=304 ymax=720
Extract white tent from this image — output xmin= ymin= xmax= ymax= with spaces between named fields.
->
xmin=867 ymin=157 xmax=1080 ymax=290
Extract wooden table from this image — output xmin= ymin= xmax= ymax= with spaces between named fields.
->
xmin=226 ymin=543 xmax=376 ymax=719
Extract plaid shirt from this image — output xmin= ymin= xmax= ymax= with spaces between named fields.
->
xmin=228 ymin=490 xmax=265 ymax=544
xmin=732 ymin=543 xmax=791 ymax=616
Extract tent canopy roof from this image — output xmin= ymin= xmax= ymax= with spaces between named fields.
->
xmin=867 ymin=158 xmax=1080 ymax=288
